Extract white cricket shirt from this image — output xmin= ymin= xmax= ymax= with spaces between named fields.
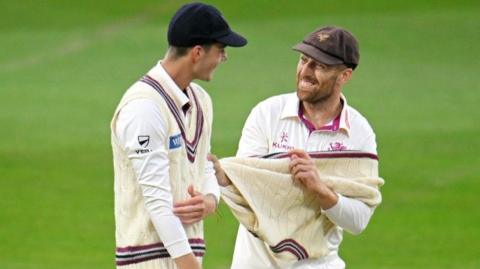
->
xmin=232 ymin=92 xmax=378 ymax=269
xmin=114 ymin=62 xmax=220 ymax=258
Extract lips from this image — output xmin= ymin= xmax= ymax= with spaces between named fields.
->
xmin=299 ymin=78 xmax=317 ymax=89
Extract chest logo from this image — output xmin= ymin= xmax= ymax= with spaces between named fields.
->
xmin=272 ymin=131 xmax=294 ymax=151
xmin=280 ymin=132 xmax=289 ymax=143
xmin=329 ymin=142 xmax=347 ymax=151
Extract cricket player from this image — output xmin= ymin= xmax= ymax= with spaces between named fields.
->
xmin=110 ymin=3 xmax=247 ymax=269
xmin=211 ymin=26 xmax=379 ymax=269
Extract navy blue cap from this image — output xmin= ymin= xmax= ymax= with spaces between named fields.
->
xmin=168 ymin=2 xmax=247 ymax=47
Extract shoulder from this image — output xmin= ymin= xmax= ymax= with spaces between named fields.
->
xmin=190 ymin=82 xmax=211 ymax=100
xmin=119 ymin=80 xmax=166 ymax=106
xmin=120 ymin=98 xmax=158 ymax=115
xmin=117 ymin=99 xmax=165 ymax=124
xmin=346 ymin=105 xmax=376 ymax=137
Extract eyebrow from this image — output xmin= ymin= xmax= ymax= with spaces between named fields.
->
xmin=300 ymin=55 xmax=331 ymax=69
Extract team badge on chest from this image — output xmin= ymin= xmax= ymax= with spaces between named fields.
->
xmin=272 ymin=131 xmax=294 ymax=151
xmin=328 ymin=142 xmax=347 ymax=151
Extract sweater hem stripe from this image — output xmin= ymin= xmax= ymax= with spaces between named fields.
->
xmin=116 ymin=239 xmax=205 ymax=266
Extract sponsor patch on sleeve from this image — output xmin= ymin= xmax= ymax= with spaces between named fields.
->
xmin=169 ymin=133 xmax=182 ymax=149
xmin=135 ymin=135 xmax=152 ymax=154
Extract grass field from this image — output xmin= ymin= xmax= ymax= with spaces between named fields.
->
xmin=1 ymin=0 xmax=479 ymax=268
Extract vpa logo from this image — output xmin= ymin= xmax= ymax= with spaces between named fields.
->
xmin=138 ymin=135 xmax=150 ymax=148
xmin=169 ymin=133 xmax=182 ymax=149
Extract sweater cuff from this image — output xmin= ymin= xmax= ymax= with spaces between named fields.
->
xmin=165 ymin=238 xmax=192 ymax=259
xmin=203 ymin=170 xmax=221 ymax=204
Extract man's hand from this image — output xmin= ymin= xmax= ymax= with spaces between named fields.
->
xmin=207 ymin=153 xmax=231 ymax=186
xmin=288 ymin=149 xmax=338 ymax=209
xmin=174 ymin=253 xmax=202 ymax=269
xmin=173 ymin=185 xmax=216 ymax=224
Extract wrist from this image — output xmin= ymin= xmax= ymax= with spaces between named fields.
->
xmin=315 ymin=186 xmax=338 ymax=210
xmin=174 ymin=252 xmax=201 ymax=269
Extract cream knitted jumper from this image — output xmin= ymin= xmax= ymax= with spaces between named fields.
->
xmin=111 ymin=74 xmax=213 ymax=268
xmin=220 ymin=151 xmax=384 ymax=262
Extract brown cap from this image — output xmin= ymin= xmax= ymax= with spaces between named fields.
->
xmin=293 ymin=26 xmax=359 ymax=69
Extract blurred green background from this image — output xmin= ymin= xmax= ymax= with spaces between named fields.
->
xmin=1 ymin=0 xmax=479 ymax=268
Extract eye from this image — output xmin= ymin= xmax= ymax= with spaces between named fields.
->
xmin=315 ymin=63 xmax=328 ymax=71
xmin=300 ymin=56 xmax=308 ymax=64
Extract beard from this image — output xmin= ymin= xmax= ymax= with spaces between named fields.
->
xmin=298 ymin=88 xmax=333 ymax=103
xmin=296 ymin=74 xmax=339 ymax=104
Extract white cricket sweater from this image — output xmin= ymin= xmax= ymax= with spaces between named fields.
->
xmin=111 ymin=70 xmax=213 ymax=268
xmin=220 ymin=152 xmax=384 ymax=263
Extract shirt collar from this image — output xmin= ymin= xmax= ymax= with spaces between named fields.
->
xmin=281 ymin=92 xmax=351 ymax=135
xmin=337 ymin=94 xmax=351 ymax=134
xmin=147 ymin=61 xmax=190 ymax=110
xmin=280 ymin=93 xmax=300 ymax=119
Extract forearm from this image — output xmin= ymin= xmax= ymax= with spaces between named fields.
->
xmin=203 ymin=159 xmax=221 ymax=203
xmin=132 ymin=148 xmax=191 ymax=256
xmin=145 ymin=193 xmax=192 ymax=257
xmin=324 ymin=194 xmax=374 ymax=235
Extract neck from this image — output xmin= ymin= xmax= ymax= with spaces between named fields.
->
xmin=302 ymin=93 xmax=343 ymax=129
xmin=161 ymin=57 xmax=193 ymax=90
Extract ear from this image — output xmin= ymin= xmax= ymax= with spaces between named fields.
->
xmin=338 ymin=68 xmax=353 ymax=86
xmin=190 ymin=45 xmax=205 ymax=64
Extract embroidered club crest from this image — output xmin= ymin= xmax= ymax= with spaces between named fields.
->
xmin=329 ymin=142 xmax=347 ymax=151
xmin=317 ymin=33 xmax=330 ymax=42
xmin=280 ymin=132 xmax=289 ymax=143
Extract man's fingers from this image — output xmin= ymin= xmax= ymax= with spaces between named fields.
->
xmin=289 ymin=158 xmax=312 ymax=172
xmin=288 ymin=158 xmax=303 ymax=170
xmin=208 ymin=153 xmax=224 ymax=173
xmin=174 ymin=196 xmax=203 ymax=207
xmin=207 ymin=153 xmax=218 ymax=162
xmin=187 ymin=185 xmax=201 ymax=197
xmin=291 ymin=164 xmax=311 ymax=176
xmin=293 ymin=171 xmax=310 ymax=183
xmin=288 ymin=149 xmax=310 ymax=159
xmin=174 ymin=210 xmax=203 ymax=218
xmin=188 ymin=185 xmax=194 ymax=197
xmin=173 ymin=204 xmax=204 ymax=214
xmin=208 ymin=153 xmax=224 ymax=171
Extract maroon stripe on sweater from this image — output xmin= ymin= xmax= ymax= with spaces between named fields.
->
xmin=270 ymin=238 xmax=309 ymax=260
xmin=116 ymin=250 xmax=205 ymax=266
xmin=116 ymin=238 xmax=205 ymax=253
xmin=258 ymin=151 xmax=378 ymax=160
xmin=140 ymin=75 xmax=204 ymax=162
xmin=116 ymin=239 xmax=205 ymax=266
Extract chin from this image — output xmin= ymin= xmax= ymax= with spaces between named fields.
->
xmin=198 ymin=75 xmax=212 ymax=82
xmin=296 ymin=90 xmax=308 ymax=101
xmin=296 ymin=86 xmax=312 ymax=96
